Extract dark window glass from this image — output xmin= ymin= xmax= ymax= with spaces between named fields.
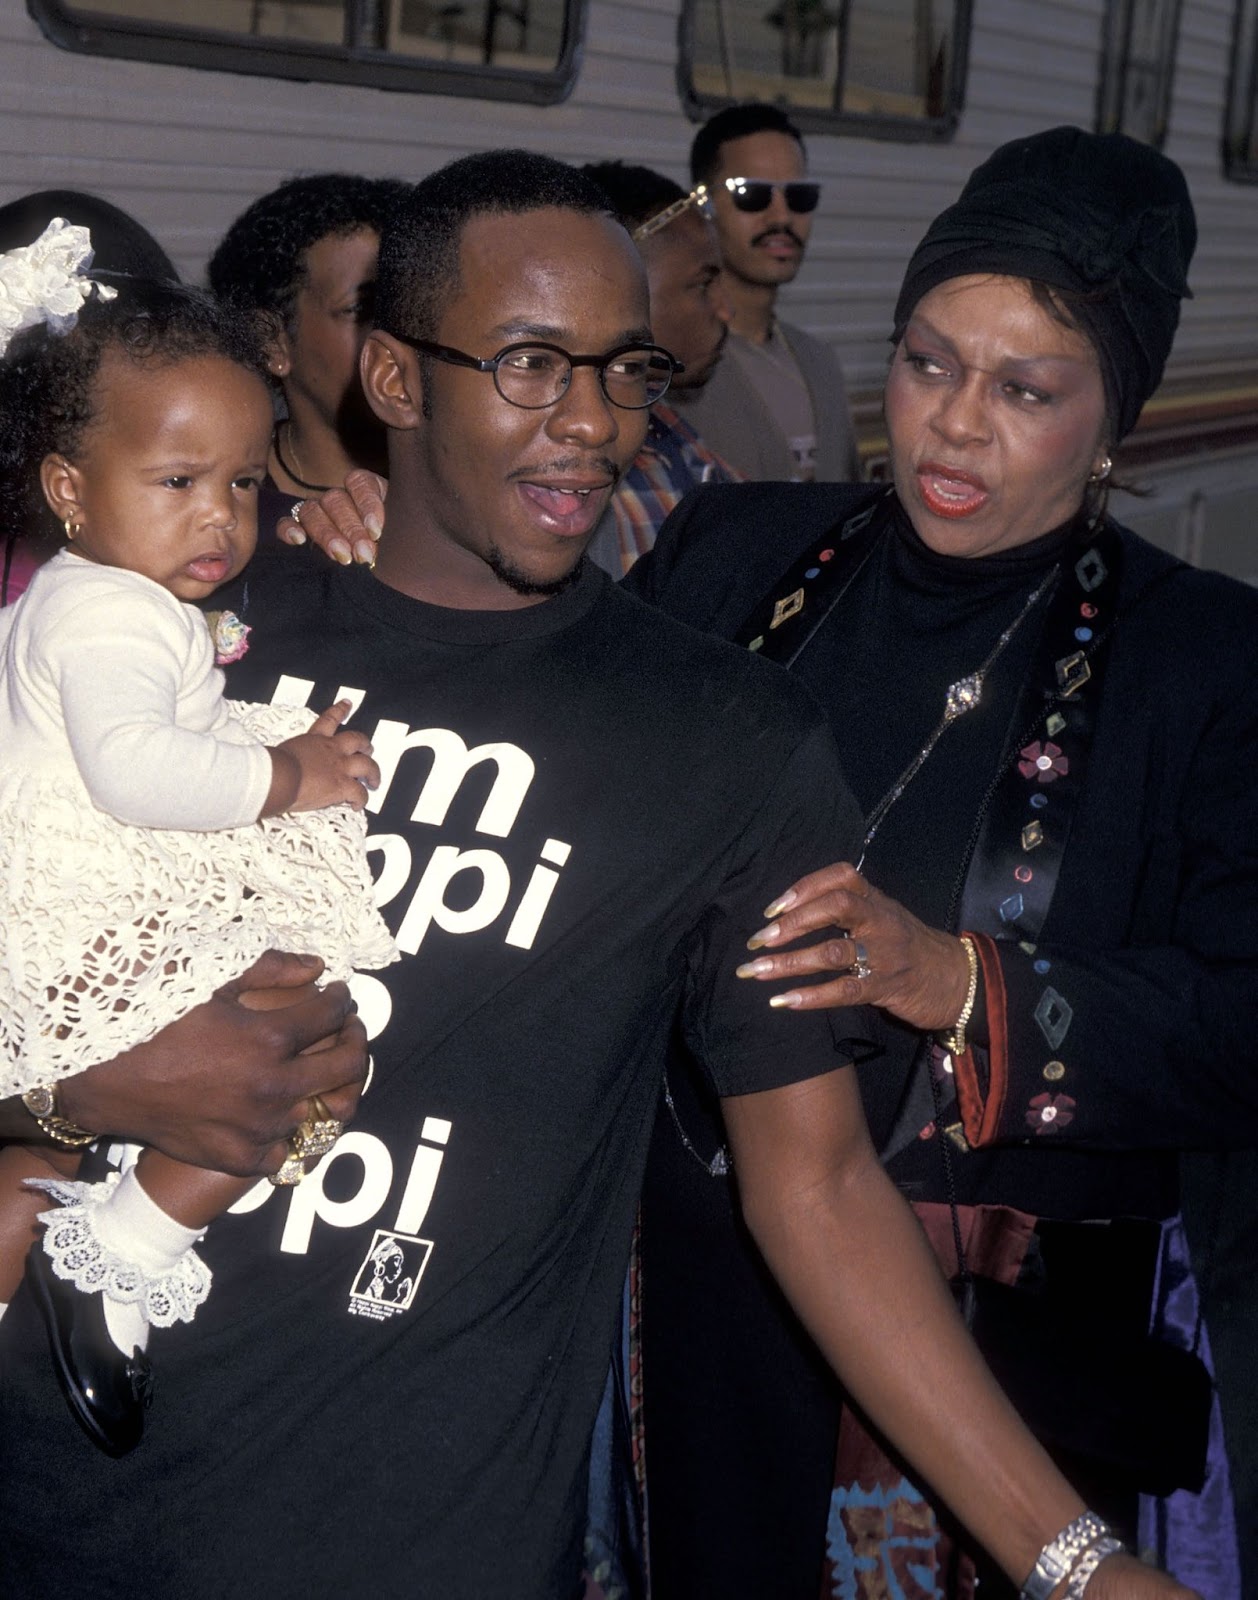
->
xmin=1096 ymin=0 xmax=1183 ymax=147
xmin=29 ymin=0 xmax=583 ymax=103
xmin=680 ymin=0 xmax=972 ymax=140
xmin=1226 ymin=0 xmax=1258 ymax=178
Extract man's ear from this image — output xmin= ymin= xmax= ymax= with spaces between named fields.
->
xmin=361 ymin=331 xmax=424 ymax=431
xmin=260 ymin=311 xmax=292 ymax=380
xmin=40 ymin=454 xmax=86 ymax=531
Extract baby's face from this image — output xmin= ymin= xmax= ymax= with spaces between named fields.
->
xmin=53 ymin=350 xmax=272 ymax=602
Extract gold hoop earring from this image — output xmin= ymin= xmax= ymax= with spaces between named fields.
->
xmin=1088 ymin=455 xmax=1112 ymax=485
xmin=63 ymin=518 xmax=80 ymax=541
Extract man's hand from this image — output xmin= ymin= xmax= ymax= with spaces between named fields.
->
xmin=56 ymin=951 xmax=368 ymax=1178
xmin=279 ymin=469 xmax=387 ymax=567
xmin=736 ymin=860 xmax=971 ymax=1029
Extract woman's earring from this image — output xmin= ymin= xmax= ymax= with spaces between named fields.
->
xmin=1089 ymin=455 xmax=1112 ymax=484
xmin=63 ymin=518 xmax=80 ymax=541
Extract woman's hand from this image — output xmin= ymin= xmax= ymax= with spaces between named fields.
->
xmin=279 ymin=468 xmax=387 ymax=566
xmin=736 ymin=860 xmax=972 ymax=1031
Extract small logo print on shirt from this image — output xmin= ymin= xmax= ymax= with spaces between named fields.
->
xmin=347 ymin=1228 xmax=433 ymax=1321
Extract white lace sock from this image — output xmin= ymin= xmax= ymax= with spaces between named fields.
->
xmin=30 ymin=1168 xmax=211 ymax=1356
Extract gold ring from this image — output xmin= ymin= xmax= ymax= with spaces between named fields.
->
xmin=291 ymin=1095 xmax=344 ymax=1162
xmin=269 ymin=1144 xmax=308 ymax=1187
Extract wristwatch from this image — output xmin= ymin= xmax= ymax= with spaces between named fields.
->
xmin=21 ymin=1083 xmax=98 ymax=1148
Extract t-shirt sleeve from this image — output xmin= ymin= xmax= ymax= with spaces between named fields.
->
xmin=45 ymin=584 xmax=272 ymax=829
xmin=677 ymin=715 xmax=876 ymax=1098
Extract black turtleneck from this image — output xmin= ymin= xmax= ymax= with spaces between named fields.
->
xmin=794 ymin=499 xmax=1080 ymax=933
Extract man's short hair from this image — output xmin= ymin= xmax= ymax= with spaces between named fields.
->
xmin=581 ymin=161 xmax=685 ymax=235
xmin=690 ymin=103 xmax=806 ymax=186
xmin=207 ymin=173 xmax=408 ymax=328
xmin=375 ymin=149 xmax=616 ymax=343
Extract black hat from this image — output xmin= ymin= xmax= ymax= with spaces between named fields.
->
xmin=893 ymin=126 xmax=1196 ymax=440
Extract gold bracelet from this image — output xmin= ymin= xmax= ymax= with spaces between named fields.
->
xmin=939 ymin=934 xmax=979 ymax=1057
xmin=21 ymin=1083 xmax=98 ymax=1149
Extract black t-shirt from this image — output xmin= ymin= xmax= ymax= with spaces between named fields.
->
xmin=0 ymin=556 xmax=861 ymax=1599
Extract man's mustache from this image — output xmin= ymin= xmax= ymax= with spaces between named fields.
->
xmin=751 ymin=225 xmax=805 ymax=248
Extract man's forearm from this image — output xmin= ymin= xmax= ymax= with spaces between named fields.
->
xmin=724 ymin=1074 xmax=1081 ymax=1587
xmin=2 ymin=954 xmax=367 ymax=1177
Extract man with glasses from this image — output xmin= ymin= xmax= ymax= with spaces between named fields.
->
xmin=0 ymin=149 xmax=1188 ymax=1600
xmin=676 ymin=102 xmax=860 ymax=483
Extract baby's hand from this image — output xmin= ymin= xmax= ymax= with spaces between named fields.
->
xmin=264 ymin=700 xmax=380 ymax=816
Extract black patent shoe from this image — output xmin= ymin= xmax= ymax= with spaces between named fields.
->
xmin=26 ymin=1245 xmax=154 ymax=1457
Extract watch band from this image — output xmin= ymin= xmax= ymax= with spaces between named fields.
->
xmin=1066 ymin=1537 xmax=1124 ymax=1599
xmin=21 ymin=1083 xmax=98 ymax=1149
xmin=1020 ymin=1511 xmax=1114 ymax=1600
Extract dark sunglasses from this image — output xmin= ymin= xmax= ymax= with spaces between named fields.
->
xmin=722 ymin=177 xmax=821 ymax=215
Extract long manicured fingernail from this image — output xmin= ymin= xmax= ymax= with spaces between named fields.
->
xmin=287 ymin=527 xmax=307 ymax=545
xmin=769 ymin=991 xmax=803 ymax=1009
xmin=331 ymin=542 xmax=352 ymax=566
xmin=763 ymin=889 xmax=797 ymax=918
xmin=736 ymin=958 xmax=775 ymax=978
xmin=364 ymin=513 xmax=384 ymax=538
xmin=747 ymin=923 xmax=782 ymax=950
xmin=354 ymin=539 xmax=377 ymax=568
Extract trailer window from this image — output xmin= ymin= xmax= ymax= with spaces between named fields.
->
xmin=1096 ymin=0 xmax=1182 ymax=147
xmin=1226 ymin=0 xmax=1258 ymax=177
xmin=680 ymin=0 xmax=971 ymax=139
xmin=28 ymin=0 xmax=583 ymax=103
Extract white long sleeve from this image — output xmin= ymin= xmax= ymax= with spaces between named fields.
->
xmin=2 ymin=552 xmax=271 ymax=830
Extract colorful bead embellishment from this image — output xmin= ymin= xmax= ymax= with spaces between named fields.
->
xmin=1027 ymin=1092 xmax=1076 ymax=1132
xmin=1019 ymin=741 xmax=1069 ymax=783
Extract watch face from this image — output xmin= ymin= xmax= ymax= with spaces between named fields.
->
xmin=23 ymin=1085 xmax=56 ymax=1117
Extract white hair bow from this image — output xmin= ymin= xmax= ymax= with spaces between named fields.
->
xmin=0 ymin=216 xmax=117 ymax=357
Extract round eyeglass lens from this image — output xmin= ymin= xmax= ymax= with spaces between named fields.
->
xmin=493 ymin=345 xmax=674 ymax=411
xmin=601 ymin=348 xmax=675 ymax=410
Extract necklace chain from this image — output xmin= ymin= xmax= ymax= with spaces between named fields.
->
xmin=857 ymin=565 xmax=1060 ymax=867
xmin=273 ymin=422 xmax=334 ymax=496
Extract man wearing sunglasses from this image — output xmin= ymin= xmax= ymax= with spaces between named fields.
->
xmin=675 ymin=102 xmax=860 ymax=485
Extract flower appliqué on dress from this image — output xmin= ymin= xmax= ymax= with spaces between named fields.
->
xmin=1018 ymin=740 xmax=1069 ymax=784
xmin=1026 ymin=1092 xmax=1076 ymax=1133
xmin=208 ymin=609 xmax=251 ymax=665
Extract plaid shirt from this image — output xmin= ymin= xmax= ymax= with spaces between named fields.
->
xmin=609 ymin=402 xmax=741 ymax=575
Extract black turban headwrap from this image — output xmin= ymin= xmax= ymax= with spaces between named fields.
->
xmin=892 ymin=126 xmax=1197 ymax=442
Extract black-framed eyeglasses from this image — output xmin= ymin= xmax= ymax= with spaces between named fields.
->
xmin=721 ymin=178 xmax=822 ymax=215
xmin=391 ymin=335 xmax=683 ymax=411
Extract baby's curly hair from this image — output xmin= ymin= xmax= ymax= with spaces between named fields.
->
xmin=0 ymin=278 xmax=268 ymax=548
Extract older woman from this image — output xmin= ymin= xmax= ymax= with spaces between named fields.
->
xmin=630 ymin=127 xmax=1255 ymax=1598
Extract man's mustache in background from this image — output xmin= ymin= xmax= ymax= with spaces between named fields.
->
xmin=751 ymin=225 xmax=805 ymax=248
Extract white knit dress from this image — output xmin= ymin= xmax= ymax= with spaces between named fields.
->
xmin=0 ymin=549 xmax=396 ymax=1097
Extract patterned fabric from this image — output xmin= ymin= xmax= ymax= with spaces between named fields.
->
xmin=609 ymin=403 xmax=740 ymax=575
